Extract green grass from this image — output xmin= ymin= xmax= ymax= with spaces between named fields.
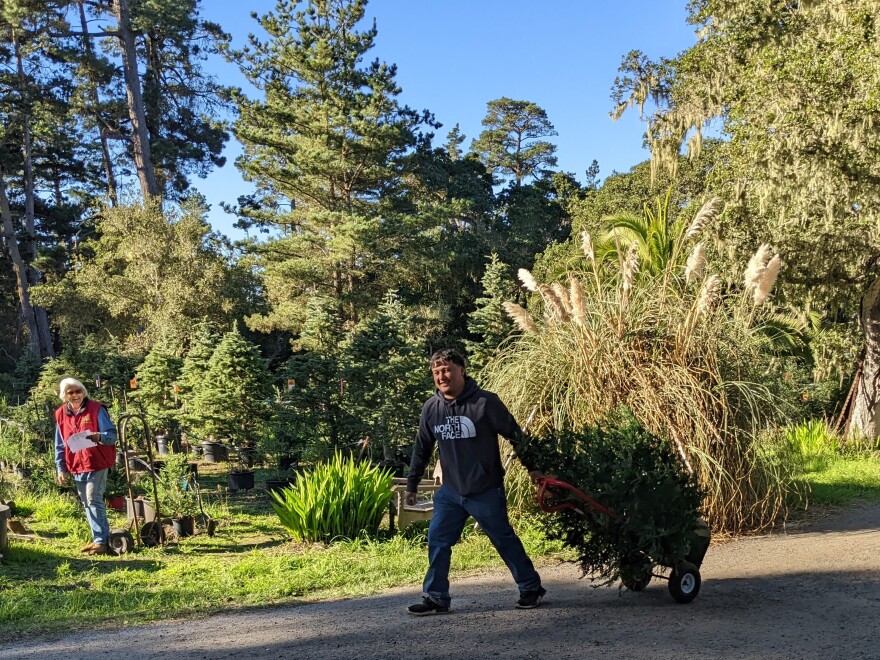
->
xmin=802 ymin=453 xmax=880 ymax=505
xmin=0 ymin=469 xmax=563 ymax=639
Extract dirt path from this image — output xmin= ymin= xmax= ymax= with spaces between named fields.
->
xmin=4 ymin=502 xmax=880 ymax=660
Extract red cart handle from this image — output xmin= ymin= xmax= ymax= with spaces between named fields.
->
xmin=535 ymin=477 xmax=617 ymax=519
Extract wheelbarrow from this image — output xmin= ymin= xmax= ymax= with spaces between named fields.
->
xmin=535 ymin=477 xmax=710 ymax=604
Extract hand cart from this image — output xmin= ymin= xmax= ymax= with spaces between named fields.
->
xmin=108 ymin=412 xmax=166 ymax=554
xmin=535 ymin=477 xmax=710 ymax=603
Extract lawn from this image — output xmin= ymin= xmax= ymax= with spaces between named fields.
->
xmin=2 ymin=449 xmax=879 ymax=640
xmin=0 ymin=464 xmax=560 ymax=639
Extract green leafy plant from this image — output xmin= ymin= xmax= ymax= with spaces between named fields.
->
xmin=517 ymin=409 xmax=704 ymax=586
xmin=782 ymin=419 xmax=841 ymax=474
xmin=154 ymin=452 xmax=199 ymax=519
xmin=270 ymin=451 xmax=394 ymax=542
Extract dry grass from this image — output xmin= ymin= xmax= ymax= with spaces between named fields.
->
xmin=487 ymin=229 xmax=800 ymax=534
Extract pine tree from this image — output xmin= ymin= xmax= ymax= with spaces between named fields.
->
xmin=133 ymin=344 xmax=182 ymax=436
xmin=466 ymin=254 xmax=515 ymax=373
xmin=228 ymin=0 xmax=429 ymax=333
xmin=470 ymin=97 xmax=558 ymax=186
xmin=344 ymin=291 xmax=428 ymax=460
xmin=189 ymin=325 xmax=272 ymax=447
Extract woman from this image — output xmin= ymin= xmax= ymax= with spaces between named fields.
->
xmin=54 ymin=377 xmax=118 ymax=556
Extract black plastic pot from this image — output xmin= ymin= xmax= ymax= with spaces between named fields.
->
xmin=201 ymin=441 xmax=228 ymax=463
xmin=265 ymin=477 xmax=293 ymax=495
xmin=156 ymin=435 xmax=170 ymax=456
xmin=172 ymin=516 xmax=196 ymax=538
xmin=278 ymin=454 xmax=297 ymax=472
xmin=227 ymin=470 xmax=254 ymax=492
xmin=238 ymin=447 xmax=258 ymax=467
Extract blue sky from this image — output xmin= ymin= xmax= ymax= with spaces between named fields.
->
xmin=197 ymin=1 xmax=697 ymax=238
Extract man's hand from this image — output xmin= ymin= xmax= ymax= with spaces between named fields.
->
xmin=56 ymin=471 xmax=68 ymax=486
xmin=405 ymin=491 xmax=418 ymax=506
xmin=88 ymin=432 xmax=101 ymax=443
xmin=529 ymin=470 xmax=551 ymax=484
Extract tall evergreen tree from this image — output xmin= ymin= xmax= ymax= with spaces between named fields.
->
xmin=228 ymin=0 xmax=430 ymax=333
xmin=470 ymin=97 xmax=558 ymax=186
xmin=133 ymin=343 xmax=182 ymax=436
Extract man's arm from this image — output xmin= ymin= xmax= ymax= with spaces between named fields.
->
xmin=405 ymin=412 xmax=436 ymax=505
xmin=486 ymin=393 xmax=542 ymax=477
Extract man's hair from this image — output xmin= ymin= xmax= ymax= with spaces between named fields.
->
xmin=430 ymin=348 xmax=466 ymax=369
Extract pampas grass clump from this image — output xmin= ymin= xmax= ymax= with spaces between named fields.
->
xmin=487 ymin=210 xmax=795 ymax=534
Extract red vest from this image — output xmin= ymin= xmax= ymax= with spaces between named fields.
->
xmin=55 ymin=399 xmax=116 ymax=474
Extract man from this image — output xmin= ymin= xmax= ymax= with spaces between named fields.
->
xmin=54 ymin=377 xmax=118 ymax=556
xmin=406 ymin=349 xmax=545 ymax=615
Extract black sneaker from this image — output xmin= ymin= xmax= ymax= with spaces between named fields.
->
xmin=516 ymin=586 xmax=547 ymax=609
xmin=407 ymin=597 xmax=450 ymax=616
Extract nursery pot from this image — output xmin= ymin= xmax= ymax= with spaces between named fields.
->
xmin=155 ymin=435 xmax=170 ymax=456
xmin=238 ymin=447 xmax=258 ymax=467
xmin=265 ymin=477 xmax=293 ymax=495
xmin=0 ymin=504 xmax=10 ymax=549
xmin=106 ymin=495 xmax=126 ymax=512
xmin=278 ymin=454 xmax=297 ymax=472
xmin=227 ymin=470 xmax=254 ymax=492
xmin=172 ymin=516 xmax=196 ymax=538
xmin=201 ymin=441 xmax=228 ymax=463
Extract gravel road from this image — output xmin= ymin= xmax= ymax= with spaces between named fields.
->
xmin=4 ymin=502 xmax=880 ymax=660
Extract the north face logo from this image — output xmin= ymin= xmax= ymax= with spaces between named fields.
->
xmin=433 ymin=416 xmax=477 ymax=440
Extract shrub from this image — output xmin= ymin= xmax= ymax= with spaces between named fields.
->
xmin=270 ymin=451 xmax=394 ymax=542
xmin=518 ymin=410 xmax=703 ymax=586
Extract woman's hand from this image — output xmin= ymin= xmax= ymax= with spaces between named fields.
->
xmin=56 ymin=471 xmax=69 ymax=486
xmin=88 ymin=433 xmax=101 ymax=443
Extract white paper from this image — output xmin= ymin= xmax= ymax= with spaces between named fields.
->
xmin=67 ymin=431 xmax=97 ymax=452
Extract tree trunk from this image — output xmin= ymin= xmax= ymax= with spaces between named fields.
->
xmin=79 ymin=1 xmax=118 ymax=205
xmin=112 ymin=0 xmax=160 ymax=199
xmin=0 ymin=165 xmax=41 ymax=357
xmin=848 ymin=275 xmax=880 ymax=439
xmin=13 ymin=29 xmax=54 ymax=358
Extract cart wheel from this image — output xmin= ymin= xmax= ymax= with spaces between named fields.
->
xmin=109 ymin=529 xmax=134 ymax=555
xmin=668 ymin=561 xmax=701 ymax=603
xmin=620 ymin=554 xmax=653 ymax=591
xmin=140 ymin=521 xmax=165 ymax=547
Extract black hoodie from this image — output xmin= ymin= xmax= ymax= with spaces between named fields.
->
xmin=407 ymin=377 xmax=525 ymax=496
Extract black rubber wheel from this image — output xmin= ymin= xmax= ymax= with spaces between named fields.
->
xmin=140 ymin=521 xmax=165 ymax=547
xmin=620 ymin=554 xmax=653 ymax=591
xmin=668 ymin=561 xmax=701 ymax=603
xmin=108 ymin=529 xmax=135 ymax=555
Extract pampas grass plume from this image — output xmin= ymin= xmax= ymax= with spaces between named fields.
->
xmin=753 ymin=254 xmax=782 ymax=306
xmin=503 ymin=301 xmax=539 ymax=334
xmin=697 ymin=274 xmax=721 ymax=315
xmin=569 ymin=276 xmax=586 ymax=323
xmin=551 ymin=282 xmax=573 ymax=314
xmin=621 ymin=242 xmax=639 ymax=293
xmin=744 ymin=243 xmax=772 ymax=290
xmin=518 ymin=268 xmax=539 ymax=292
xmin=686 ymin=197 xmax=723 ymax=240
xmin=581 ymin=231 xmax=594 ymax=262
xmin=685 ymin=242 xmax=707 ymax=285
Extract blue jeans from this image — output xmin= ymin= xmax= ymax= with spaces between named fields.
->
xmin=74 ymin=469 xmax=110 ymax=545
xmin=423 ymin=485 xmax=541 ymax=607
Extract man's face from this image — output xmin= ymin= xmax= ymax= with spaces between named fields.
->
xmin=432 ymin=360 xmax=466 ymax=400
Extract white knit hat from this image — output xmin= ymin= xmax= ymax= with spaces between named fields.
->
xmin=58 ymin=377 xmax=89 ymax=402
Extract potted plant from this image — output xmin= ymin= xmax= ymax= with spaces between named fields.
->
xmin=105 ymin=465 xmax=129 ymax=511
xmin=226 ymin=456 xmax=255 ymax=493
xmin=153 ymin=452 xmax=200 ymax=537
